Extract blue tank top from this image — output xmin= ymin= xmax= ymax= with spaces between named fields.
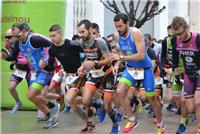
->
xmin=19 ymin=35 xmax=46 ymax=71
xmin=118 ymin=28 xmax=152 ymax=68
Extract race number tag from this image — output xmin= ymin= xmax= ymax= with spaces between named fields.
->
xmin=90 ymin=69 xmax=105 ymax=78
xmin=127 ymin=68 xmax=144 ymax=80
xmin=30 ymin=71 xmax=37 ymax=81
xmin=13 ymin=69 xmax=27 ymax=79
xmin=155 ymin=77 xmax=163 ymax=85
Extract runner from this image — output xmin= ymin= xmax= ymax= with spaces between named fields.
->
xmin=1 ymin=29 xmax=30 ymax=114
xmin=109 ymin=13 xmax=165 ymax=133
xmin=1 ymin=23 xmax=60 ymax=129
xmin=77 ymin=19 xmax=120 ymax=134
xmin=172 ymin=16 xmax=200 ymax=134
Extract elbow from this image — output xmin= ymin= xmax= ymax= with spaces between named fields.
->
xmin=139 ymin=54 xmax=145 ymax=60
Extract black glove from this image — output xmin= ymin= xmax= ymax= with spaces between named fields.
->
xmin=175 ymin=74 xmax=182 ymax=85
xmin=9 ymin=63 xmax=15 ymax=70
xmin=161 ymin=69 xmax=167 ymax=77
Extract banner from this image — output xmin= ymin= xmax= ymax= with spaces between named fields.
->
xmin=1 ymin=0 xmax=66 ymax=110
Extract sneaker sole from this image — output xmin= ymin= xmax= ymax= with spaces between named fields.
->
xmin=43 ymin=121 xmax=59 ymax=129
xmin=123 ymin=122 xmax=139 ymax=133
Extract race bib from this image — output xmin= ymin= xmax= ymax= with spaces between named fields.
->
xmin=127 ymin=68 xmax=144 ymax=80
xmin=30 ymin=71 xmax=37 ymax=81
xmin=90 ymin=69 xmax=105 ymax=78
xmin=13 ymin=69 xmax=27 ymax=79
xmin=155 ymin=77 xmax=163 ymax=85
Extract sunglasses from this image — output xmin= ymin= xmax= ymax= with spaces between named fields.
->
xmin=174 ymin=27 xmax=186 ymax=36
xmin=5 ymin=36 xmax=12 ymax=39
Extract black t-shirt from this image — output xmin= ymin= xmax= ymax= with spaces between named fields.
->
xmin=44 ymin=39 xmax=83 ymax=73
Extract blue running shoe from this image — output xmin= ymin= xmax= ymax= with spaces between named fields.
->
xmin=116 ymin=113 xmax=123 ymax=122
xmin=96 ymin=107 xmax=106 ymax=123
xmin=64 ymin=105 xmax=71 ymax=113
xmin=109 ymin=123 xmax=120 ymax=134
xmin=176 ymin=124 xmax=187 ymax=134
xmin=10 ymin=102 xmax=22 ymax=114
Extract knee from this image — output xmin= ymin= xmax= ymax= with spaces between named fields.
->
xmin=27 ymin=92 xmax=35 ymax=101
xmin=117 ymin=89 xmax=126 ymax=98
xmin=187 ymin=104 xmax=195 ymax=113
xmin=8 ymin=84 xmax=15 ymax=91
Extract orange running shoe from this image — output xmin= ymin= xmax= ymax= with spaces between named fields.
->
xmin=122 ymin=120 xmax=139 ymax=133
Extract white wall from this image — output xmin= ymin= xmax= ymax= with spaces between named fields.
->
xmin=86 ymin=1 xmax=104 ymax=36
xmin=189 ymin=0 xmax=200 ymax=32
xmin=64 ymin=0 xmax=74 ymax=39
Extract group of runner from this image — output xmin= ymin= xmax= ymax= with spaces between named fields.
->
xmin=1 ymin=13 xmax=200 ymax=134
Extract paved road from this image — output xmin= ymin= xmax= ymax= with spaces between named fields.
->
xmin=1 ymin=107 xmax=197 ymax=134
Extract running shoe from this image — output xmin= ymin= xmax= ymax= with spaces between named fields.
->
xmin=122 ymin=120 xmax=139 ymax=133
xmin=10 ymin=101 xmax=22 ymax=114
xmin=80 ymin=121 xmax=95 ymax=133
xmin=176 ymin=124 xmax=187 ymax=134
xmin=96 ymin=107 xmax=106 ymax=123
xmin=109 ymin=123 xmax=120 ymax=134
xmin=43 ymin=117 xmax=59 ymax=129
xmin=157 ymin=123 xmax=166 ymax=134
xmin=116 ymin=113 xmax=123 ymax=122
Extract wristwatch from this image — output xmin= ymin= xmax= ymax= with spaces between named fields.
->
xmin=119 ymin=55 xmax=125 ymax=60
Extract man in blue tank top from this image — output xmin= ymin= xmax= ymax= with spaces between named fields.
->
xmin=2 ymin=23 xmax=60 ymax=129
xmin=109 ymin=13 xmax=165 ymax=134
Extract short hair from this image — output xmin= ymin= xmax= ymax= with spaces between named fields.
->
xmin=91 ymin=23 xmax=100 ymax=33
xmin=12 ymin=23 xmax=30 ymax=31
xmin=49 ymin=24 xmax=62 ymax=32
xmin=114 ymin=13 xmax=129 ymax=23
xmin=171 ymin=16 xmax=187 ymax=30
xmin=143 ymin=33 xmax=152 ymax=41
xmin=72 ymin=34 xmax=80 ymax=41
xmin=167 ymin=24 xmax=171 ymax=30
xmin=77 ymin=19 xmax=92 ymax=30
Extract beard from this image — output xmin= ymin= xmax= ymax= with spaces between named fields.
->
xmin=81 ymin=32 xmax=91 ymax=42
xmin=118 ymin=26 xmax=128 ymax=37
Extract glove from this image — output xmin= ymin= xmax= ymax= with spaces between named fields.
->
xmin=161 ymin=69 xmax=167 ymax=77
xmin=9 ymin=63 xmax=15 ymax=70
xmin=175 ymin=74 xmax=182 ymax=85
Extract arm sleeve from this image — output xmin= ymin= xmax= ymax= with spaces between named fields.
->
xmin=43 ymin=47 xmax=55 ymax=72
xmin=161 ymin=38 xmax=167 ymax=67
xmin=5 ymin=42 xmax=20 ymax=61
xmin=30 ymin=36 xmax=54 ymax=48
